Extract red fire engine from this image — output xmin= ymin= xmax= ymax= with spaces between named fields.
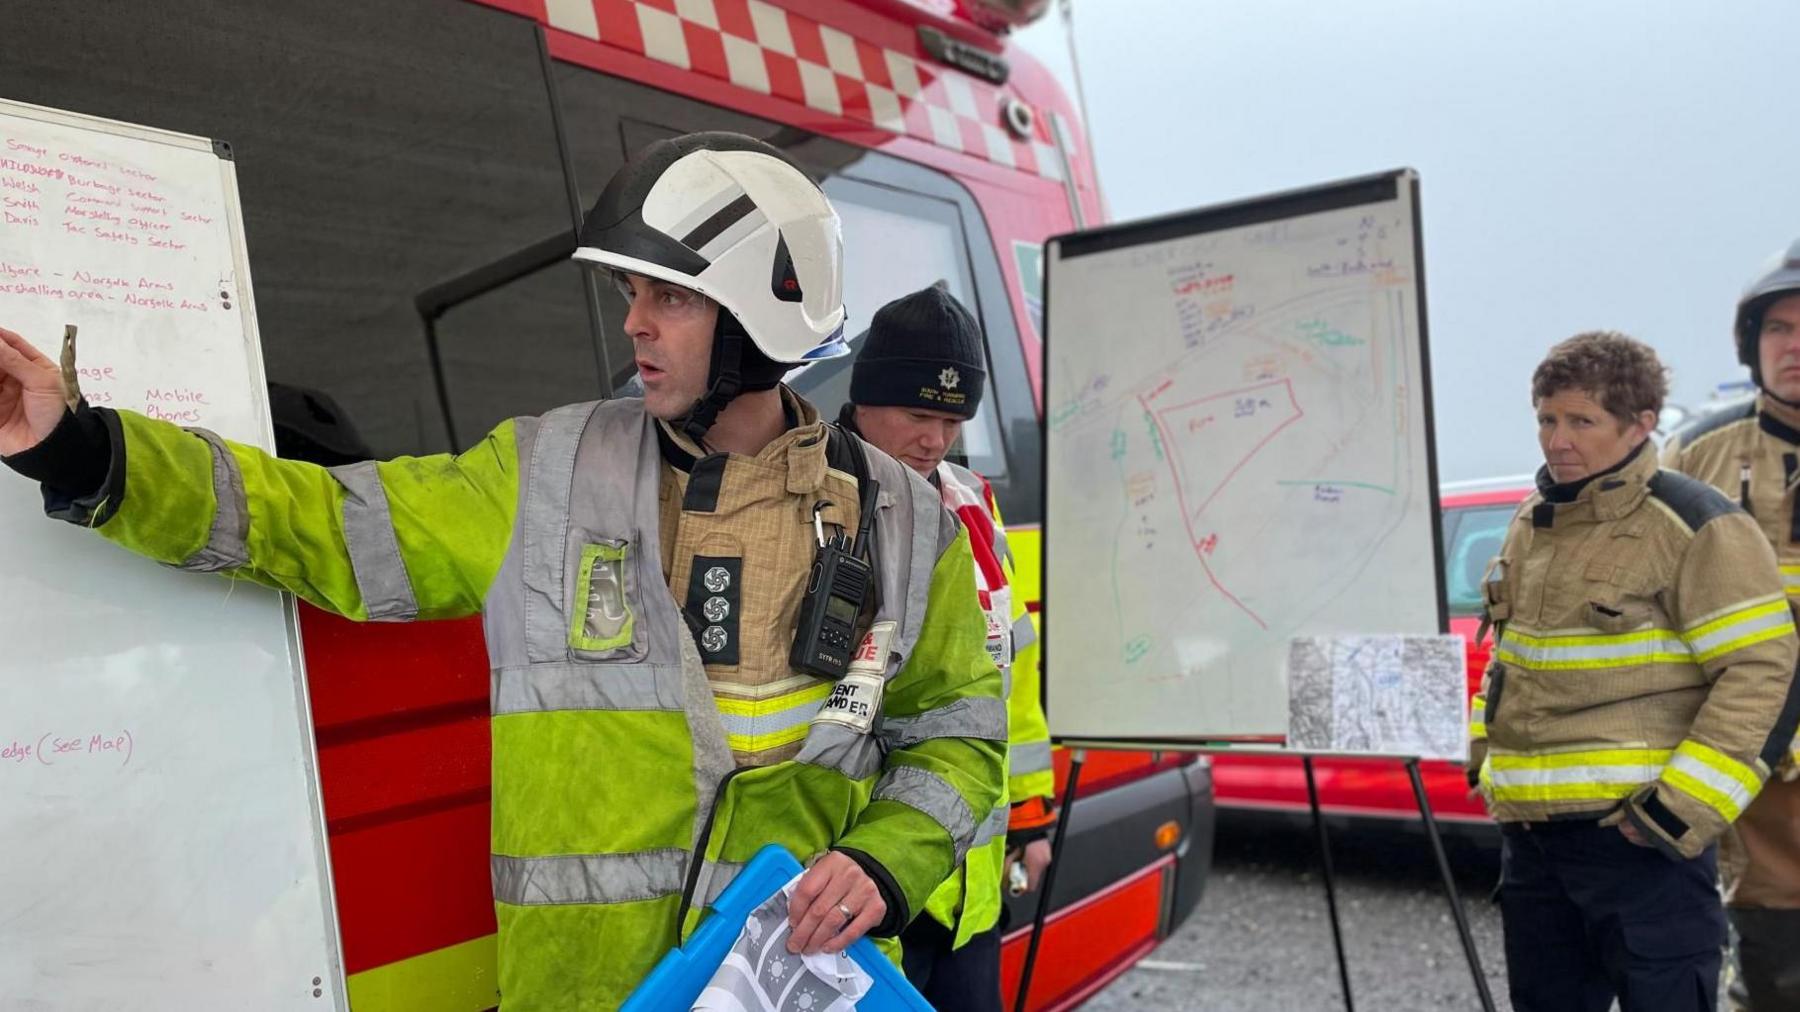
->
xmin=7 ymin=1 xmax=1215 ymax=1008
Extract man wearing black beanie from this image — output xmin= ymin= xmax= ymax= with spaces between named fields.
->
xmin=841 ymin=284 xmax=1059 ymax=1012
xmin=841 ymin=282 xmax=988 ymax=469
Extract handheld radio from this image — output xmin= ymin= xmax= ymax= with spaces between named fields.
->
xmin=790 ymin=436 xmax=881 ymax=679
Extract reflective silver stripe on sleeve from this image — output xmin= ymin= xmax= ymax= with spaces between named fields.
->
xmin=177 ymin=428 xmax=250 ymax=572
xmin=330 ymin=460 xmax=420 ymax=621
xmin=1009 ymin=739 xmax=1053 ymax=776
xmin=491 ymin=848 xmax=688 ymax=906
xmin=491 ymin=662 xmax=682 ymax=716
xmin=795 ymin=721 xmax=886 ymax=781
xmin=873 ymin=765 xmax=977 ymax=862
xmin=879 ymin=697 xmax=1008 ymax=750
xmin=1011 ymin=612 xmax=1037 ymax=653
xmin=969 ymin=804 xmax=1009 ymax=850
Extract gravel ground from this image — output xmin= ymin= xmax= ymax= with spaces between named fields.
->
xmin=1083 ymin=816 xmax=1511 ymax=1011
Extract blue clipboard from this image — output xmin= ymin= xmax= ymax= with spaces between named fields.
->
xmin=622 ymin=845 xmax=932 ymax=1011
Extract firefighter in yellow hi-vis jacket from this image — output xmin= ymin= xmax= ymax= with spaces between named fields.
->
xmin=0 ymin=133 xmax=1005 ymax=1010
xmin=1467 ymin=331 xmax=1799 ymax=1012
xmin=839 ymin=284 xmax=1057 ymax=1012
xmin=1661 ymin=238 xmax=1800 ymax=1012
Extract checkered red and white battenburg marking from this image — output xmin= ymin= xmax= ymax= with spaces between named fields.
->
xmin=542 ymin=0 xmax=1069 ymax=180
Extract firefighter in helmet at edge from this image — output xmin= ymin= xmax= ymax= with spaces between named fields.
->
xmin=1662 ymin=238 xmax=1800 ymax=1011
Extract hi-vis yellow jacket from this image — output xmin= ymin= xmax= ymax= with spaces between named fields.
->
xmin=1664 ymin=393 xmax=1800 ymax=906
xmin=1467 ymin=443 xmax=1800 ymax=860
xmin=36 ymin=396 xmax=1005 ymax=1011
xmin=921 ymin=460 xmax=1056 ymax=945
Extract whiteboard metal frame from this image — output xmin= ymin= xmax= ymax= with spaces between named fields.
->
xmin=1039 ymin=168 xmax=1449 ymax=750
xmin=0 ymin=97 xmax=348 ymax=1008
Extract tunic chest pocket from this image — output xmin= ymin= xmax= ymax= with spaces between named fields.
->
xmin=569 ymin=538 xmax=646 ymax=661
xmin=1582 ymin=558 xmax=1660 ymax=634
xmin=1481 ymin=554 xmax=1514 ymax=629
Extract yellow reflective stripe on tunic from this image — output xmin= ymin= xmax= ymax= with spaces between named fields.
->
xmin=1662 ymin=740 xmax=1761 ymax=821
xmin=1782 ymin=565 xmax=1800 ymax=598
xmin=1486 ymin=748 xmax=1671 ymax=803
xmin=713 ymin=681 xmax=835 ymax=754
xmin=1496 ymin=627 xmax=1690 ymax=670
xmin=1469 ymin=696 xmax=1486 ymax=738
xmin=1682 ymin=597 xmax=1795 ymax=663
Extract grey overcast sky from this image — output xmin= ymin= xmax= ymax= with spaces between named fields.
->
xmin=1013 ymin=0 xmax=1797 ymax=483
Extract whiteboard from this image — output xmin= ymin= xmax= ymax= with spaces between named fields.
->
xmin=0 ymin=100 xmax=345 ymax=1008
xmin=1043 ymin=171 xmax=1446 ymax=744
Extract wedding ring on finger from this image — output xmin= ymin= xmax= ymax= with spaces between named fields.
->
xmin=836 ymin=902 xmax=854 ymax=922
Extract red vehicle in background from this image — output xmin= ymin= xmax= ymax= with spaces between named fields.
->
xmin=1209 ymin=477 xmax=1533 ymax=826
xmin=9 ymin=2 xmax=1212 ymax=1009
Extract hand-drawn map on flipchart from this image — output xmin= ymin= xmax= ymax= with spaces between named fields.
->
xmin=1287 ymin=635 xmax=1467 ymax=761
xmin=1044 ymin=171 xmax=1446 ymax=743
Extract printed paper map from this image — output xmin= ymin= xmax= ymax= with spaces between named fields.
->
xmin=694 ymin=875 xmax=872 ymax=1012
xmin=1286 ymin=634 xmax=1466 ymax=761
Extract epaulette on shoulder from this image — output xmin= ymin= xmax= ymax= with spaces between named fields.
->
xmin=1648 ymin=469 xmax=1742 ymax=531
xmin=1673 ymin=400 xmax=1757 ymax=453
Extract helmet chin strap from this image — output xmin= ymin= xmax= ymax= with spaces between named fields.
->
xmin=677 ymin=311 xmax=787 ymax=445
xmin=679 ymin=333 xmax=743 ymax=445
xmin=1762 ymin=383 xmax=1800 ymax=410
xmin=1751 ymin=340 xmax=1800 ymax=409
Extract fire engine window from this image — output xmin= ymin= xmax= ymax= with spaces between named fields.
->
xmin=788 ymin=180 xmax=1007 ymax=482
xmin=1443 ymin=504 xmax=1515 ymax=617
xmin=5 ymin=1 xmax=580 ymax=458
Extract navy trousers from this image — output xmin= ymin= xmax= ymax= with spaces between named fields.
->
xmin=900 ymin=914 xmax=1004 ymax=1012
xmin=1501 ymin=821 xmax=1726 ymax=1012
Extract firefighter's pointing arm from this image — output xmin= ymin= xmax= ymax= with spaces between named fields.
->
xmin=0 ymin=323 xmax=516 ymax=623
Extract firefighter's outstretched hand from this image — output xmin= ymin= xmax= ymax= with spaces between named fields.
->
xmin=787 ymin=851 xmax=886 ymax=956
xmin=0 ymin=327 xmax=66 ymax=457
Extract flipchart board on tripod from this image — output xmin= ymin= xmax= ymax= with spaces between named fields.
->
xmin=1041 ymin=170 xmax=1456 ymax=754
xmin=0 ymin=99 xmax=345 ymax=1008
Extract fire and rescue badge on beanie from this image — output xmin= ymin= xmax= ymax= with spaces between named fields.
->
xmin=848 ymin=282 xmax=987 ymax=419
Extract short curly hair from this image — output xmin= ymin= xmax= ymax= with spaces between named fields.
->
xmin=1531 ymin=331 xmax=1668 ymax=421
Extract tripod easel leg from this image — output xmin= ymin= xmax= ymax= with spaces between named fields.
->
xmin=1305 ymin=755 xmax=1356 ymax=1012
xmin=1405 ymin=758 xmax=1496 ymax=1012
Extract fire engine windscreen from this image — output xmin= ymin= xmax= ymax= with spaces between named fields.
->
xmin=1042 ymin=170 xmax=1448 ymax=744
